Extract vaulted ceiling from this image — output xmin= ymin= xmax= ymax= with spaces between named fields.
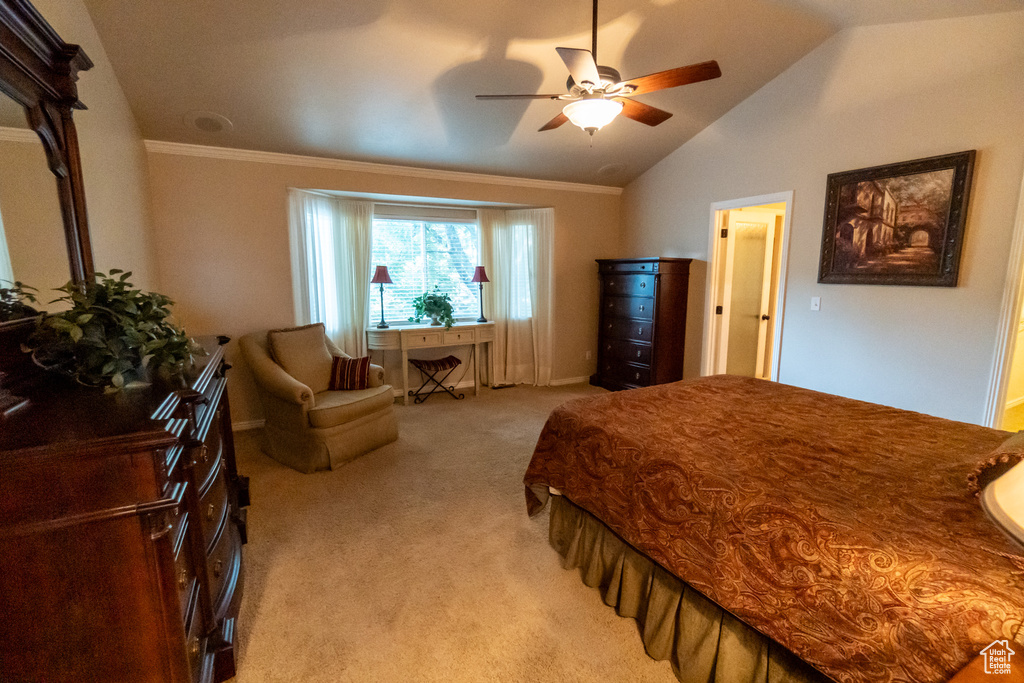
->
xmin=80 ymin=0 xmax=1023 ymax=187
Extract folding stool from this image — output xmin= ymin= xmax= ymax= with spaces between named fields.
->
xmin=408 ymin=355 xmax=465 ymax=404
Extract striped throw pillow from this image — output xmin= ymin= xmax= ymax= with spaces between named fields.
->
xmin=328 ymin=356 xmax=371 ymax=391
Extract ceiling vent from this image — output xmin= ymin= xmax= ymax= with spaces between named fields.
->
xmin=183 ymin=110 xmax=233 ymax=134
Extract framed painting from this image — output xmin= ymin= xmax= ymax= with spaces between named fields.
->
xmin=817 ymin=150 xmax=975 ymax=286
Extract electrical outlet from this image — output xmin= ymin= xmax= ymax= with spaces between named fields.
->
xmin=810 ymin=296 xmax=821 ymax=311
xmin=585 ymin=350 xmax=592 ymax=360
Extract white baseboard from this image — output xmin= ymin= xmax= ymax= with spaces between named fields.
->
xmin=549 ymin=376 xmax=592 ymax=386
xmin=232 ymin=419 xmax=265 ymax=432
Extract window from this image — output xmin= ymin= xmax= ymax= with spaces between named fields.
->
xmin=369 ymin=217 xmax=480 ymax=323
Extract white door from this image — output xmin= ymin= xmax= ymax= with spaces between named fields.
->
xmin=715 ymin=210 xmax=777 ymax=379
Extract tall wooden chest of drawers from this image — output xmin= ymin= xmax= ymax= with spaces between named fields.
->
xmin=592 ymin=258 xmax=691 ymax=391
xmin=0 ymin=336 xmax=249 ymax=683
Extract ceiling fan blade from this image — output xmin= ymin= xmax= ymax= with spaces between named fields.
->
xmin=476 ymin=94 xmax=564 ymax=100
xmin=619 ymin=60 xmax=722 ymax=97
xmin=556 ymin=47 xmax=601 ymax=88
xmin=538 ymin=112 xmax=569 ymax=132
xmin=616 ymin=98 xmax=673 ymax=126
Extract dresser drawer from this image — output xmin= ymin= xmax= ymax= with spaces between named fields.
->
xmin=598 ymin=260 xmax=660 ymax=274
xmin=191 ymin=406 xmax=224 ymax=495
xmin=600 ymin=362 xmax=651 ymax=387
xmin=404 ymin=331 xmax=443 ymax=348
xmin=199 ymin=468 xmax=229 ymax=554
xmin=207 ymin=517 xmax=243 ymax=617
xmin=185 ymin=591 xmax=207 ymax=683
xmin=602 ymin=339 xmax=652 ymax=366
xmin=603 ymin=317 xmax=653 ymax=343
xmin=604 ymin=296 xmax=654 ymax=321
xmin=602 ymin=273 xmax=655 ymax=298
xmin=443 ymin=329 xmax=475 ymax=344
xmin=172 ymin=512 xmax=196 ymax=620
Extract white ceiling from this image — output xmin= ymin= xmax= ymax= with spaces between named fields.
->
xmin=77 ymin=0 xmax=1024 ymax=187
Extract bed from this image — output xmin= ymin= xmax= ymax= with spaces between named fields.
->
xmin=523 ymin=375 xmax=1024 ymax=683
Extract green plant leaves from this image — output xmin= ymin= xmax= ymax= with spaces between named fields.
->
xmin=25 ymin=271 xmax=191 ymax=390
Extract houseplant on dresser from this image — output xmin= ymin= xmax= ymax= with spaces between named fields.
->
xmin=26 ymin=270 xmax=201 ymax=390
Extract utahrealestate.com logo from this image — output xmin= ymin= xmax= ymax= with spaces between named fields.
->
xmin=980 ymin=640 xmax=1015 ymax=675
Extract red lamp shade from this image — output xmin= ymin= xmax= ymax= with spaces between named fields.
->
xmin=470 ymin=266 xmax=489 ymax=283
xmin=370 ymin=265 xmax=393 ymax=284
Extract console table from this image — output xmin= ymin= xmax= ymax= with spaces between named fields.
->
xmin=366 ymin=321 xmax=496 ymax=405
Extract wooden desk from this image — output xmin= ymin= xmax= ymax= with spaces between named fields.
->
xmin=367 ymin=321 xmax=496 ymax=405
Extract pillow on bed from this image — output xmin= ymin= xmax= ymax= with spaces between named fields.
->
xmin=267 ymin=322 xmax=333 ymax=394
xmin=967 ymin=430 xmax=1024 ymax=497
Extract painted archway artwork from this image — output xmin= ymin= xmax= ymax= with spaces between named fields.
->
xmin=818 ymin=150 xmax=975 ymax=287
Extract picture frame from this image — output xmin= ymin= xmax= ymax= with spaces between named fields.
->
xmin=817 ymin=150 xmax=975 ymax=286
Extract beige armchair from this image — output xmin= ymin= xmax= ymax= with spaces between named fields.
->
xmin=239 ymin=324 xmax=398 ymax=473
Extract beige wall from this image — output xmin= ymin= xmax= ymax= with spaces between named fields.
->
xmin=29 ymin=0 xmax=158 ymax=291
xmin=622 ymin=11 xmax=1024 ymax=423
xmin=144 ymin=150 xmax=624 ymax=424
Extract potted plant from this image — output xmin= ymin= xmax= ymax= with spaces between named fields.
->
xmin=0 ymin=281 xmax=40 ymax=323
xmin=408 ymin=286 xmax=456 ymax=330
xmin=27 ymin=270 xmax=197 ymax=391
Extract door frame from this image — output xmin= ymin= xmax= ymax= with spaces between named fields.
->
xmin=984 ymin=171 xmax=1024 ymax=428
xmin=702 ymin=191 xmax=794 ymax=381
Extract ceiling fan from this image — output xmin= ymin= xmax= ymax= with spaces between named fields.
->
xmin=476 ymin=0 xmax=721 ymax=136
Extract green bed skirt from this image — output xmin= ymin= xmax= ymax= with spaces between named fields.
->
xmin=548 ymin=495 xmax=831 ymax=683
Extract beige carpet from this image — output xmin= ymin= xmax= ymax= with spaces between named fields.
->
xmin=233 ymin=383 xmax=678 ymax=682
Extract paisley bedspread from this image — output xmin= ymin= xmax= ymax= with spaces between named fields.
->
xmin=523 ymin=375 xmax=1024 ymax=683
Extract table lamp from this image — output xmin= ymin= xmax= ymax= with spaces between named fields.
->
xmin=471 ymin=266 xmax=489 ymax=323
xmin=981 ymin=459 xmax=1024 ymax=547
xmin=370 ymin=265 xmax=393 ymax=329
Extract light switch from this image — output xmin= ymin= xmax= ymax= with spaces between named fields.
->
xmin=810 ymin=296 xmax=821 ymax=311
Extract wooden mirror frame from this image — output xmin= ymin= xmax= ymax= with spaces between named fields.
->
xmin=0 ymin=0 xmax=94 ymax=285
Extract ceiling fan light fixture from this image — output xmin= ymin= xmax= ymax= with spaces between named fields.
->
xmin=563 ymin=98 xmax=622 ymax=135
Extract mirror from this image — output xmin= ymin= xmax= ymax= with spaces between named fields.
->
xmin=0 ymin=92 xmax=74 ymax=306
xmin=0 ymin=0 xmax=94 ymax=299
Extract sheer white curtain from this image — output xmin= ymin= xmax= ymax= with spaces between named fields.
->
xmin=479 ymin=207 xmax=554 ymax=386
xmin=0 ymin=205 xmax=14 ymax=285
xmin=288 ymin=189 xmax=372 ymax=356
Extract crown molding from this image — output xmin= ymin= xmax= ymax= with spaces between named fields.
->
xmin=143 ymin=140 xmax=622 ymax=196
xmin=0 ymin=126 xmax=38 ymax=143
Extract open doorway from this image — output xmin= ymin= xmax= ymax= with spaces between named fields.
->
xmin=703 ymin=192 xmax=793 ymax=381
xmin=985 ymin=172 xmax=1024 ymax=429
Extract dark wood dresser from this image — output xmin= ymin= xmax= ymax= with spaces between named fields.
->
xmin=0 ymin=336 xmax=249 ymax=683
xmin=592 ymin=257 xmax=691 ymax=391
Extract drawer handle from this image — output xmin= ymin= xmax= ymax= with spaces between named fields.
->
xmin=606 ymin=345 xmax=611 ymax=351
xmin=190 ymin=637 xmax=200 ymax=658
xmin=637 ymin=350 xmax=641 ymax=358
xmin=639 ymin=305 xmax=645 ymax=312
xmin=206 ymin=503 xmax=215 ymax=521
xmin=635 ymin=372 xmax=640 ymax=380
xmin=640 ymin=281 xmax=646 ymax=288
xmin=198 ymin=445 xmax=209 ymax=464
xmin=638 ymin=328 xmax=644 ymax=335
xmin=178 ymin=568 xmax=188 ymax=589
xmin=607 ymin=324 xmax=612 ymax=330
xmin=213 ymin=559 xmax=224 ymax=579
